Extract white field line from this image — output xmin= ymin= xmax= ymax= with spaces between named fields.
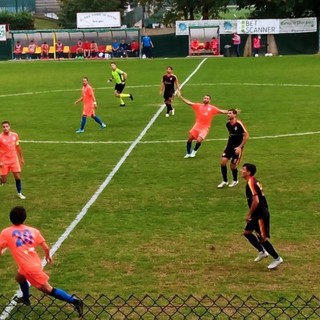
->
xmin=0 ymin=82 xmax=319 ymax=99
xmin=0 ymin=58 xmax=208 ymax=320
xmin=20 ymin=130 xmax=320 ymax=146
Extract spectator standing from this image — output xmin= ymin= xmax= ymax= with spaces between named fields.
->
xmin=232 ymin=33 xmax=241 ymax=57
xmin=253 ymin=36 xmax=261 ymax=56
xmin=141 ymin=33 xmax=154 ymax=58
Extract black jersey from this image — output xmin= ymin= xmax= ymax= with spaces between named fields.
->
xmin=162 ymin=74 xmax=177 ymax=92
xmin=246 ymin=176 xmax=269 ymax=218
xmin=226 ymin=120 xmax=247 ymax=148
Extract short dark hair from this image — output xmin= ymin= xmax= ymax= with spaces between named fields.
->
xmin=242 ymin=163 xmax=256 ymax=176
xmin=1 ymin=120 xmax=10 ymax=126
xmin=205 ymin=94 xmax=211 ymax=100
xmin=228 ymin=108 xmax=237 ymax=115
xmin=10 ymin=206 xmax=27 ymax=225
xmin=167 ymin=66 xmax=173 ymax=70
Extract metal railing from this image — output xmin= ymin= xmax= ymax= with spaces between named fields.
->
xmin=1 ymin=294 xmax=320 ymax=319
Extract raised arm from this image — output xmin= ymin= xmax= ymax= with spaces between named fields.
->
xmin=177 ymin=92 xmax=193 ymax=106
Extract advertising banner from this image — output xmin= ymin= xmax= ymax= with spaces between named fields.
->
xmin=279 ymin=17 xmax=317 ymax=33
xmin=77 ymin=12 xmax=121 ymax=28
xmin=176 ymin=20 xmax=237 ymax=35
xmin=0 ymin=25 xmax=6 ymax=41
xmin=237 ymin=19 xmax=280 ymax=34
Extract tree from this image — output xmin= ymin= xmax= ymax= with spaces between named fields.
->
xmin=236 ymin=0 xmax=320 ymax=19
xmin=58 ymin=0 xmax=127 ymax=28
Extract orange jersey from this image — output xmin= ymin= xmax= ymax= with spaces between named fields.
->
xmin=41 ymin=44 xmax=49 ymax=53
xmin=0 ymin=132 xmax=20 ymax=165
xmin=82 ymin=84 xmax=96 ymax=116
xmin=0 ymin=224 xmax=45 ymax=272
xmin=191 ymin=103 xmax=220 ymax=129
xmin=56 ymin=42 xmax=64 ymax=52
xmin=14 ymin=44 xmax=22 ymax=54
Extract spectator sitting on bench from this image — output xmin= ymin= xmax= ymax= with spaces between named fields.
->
xmin=128 ymin=40 xmax=139 ymax=57
xmin=119 ymin=39 xmax=129 ymax=58
xmin=27 ymin=40 xmax=36 ymax=60
xmin=190 ymin=39 xmax=200 ymax=55
xmin=83 ymin=40 xmax=91 ymax=59
xmin=210 ymin=37 xmax=219 ymax=55
xmin=112 ymin=39 xmax=120 ymax=57
xmin=90 ymin=41 xmax=99 ymax=58
xmin=14 ymin=41 xmax=22 ymax=60
xmin=56 ymin=40 xmax=64 ymax=59
xmin=41 ymin=41 xmax=50 ymax=59
xmin=76 ymin=39 xmax=84 ymax=59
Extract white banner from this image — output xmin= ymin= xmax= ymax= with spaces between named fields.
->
xmin=237 ymin=19 xmax=280 ymax=34
xmin=77 ymin=12 xmax=121 ymax=28
xmin=0 ymin=24 xmax=6 ymax=41
xmin=279 ymin=17 xmax=317 ymax=33
xmin=176 ymin=20 xmax=237 ymax=35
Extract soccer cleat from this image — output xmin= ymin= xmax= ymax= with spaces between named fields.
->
xmin=14 ymin=296 xmax=31 ymax=306
xmin=120 ymin=104 xmax=126 ymax=107
xmin=254 ymin=251 xmax=269 ymax=262
xmin=165 ymin=113 xmax=170 ymax=117
xmin=171 ymin=108 xmax=175 ymax=116
xmin=217 ymin=181 xmax=229 ymax=188
xmin=190 ymin=150 xmax=197 ymax=158
xmin=129 ymin=94 xmax=134 ymax=101
xmin=75 ymin=129 xmax=84 ymax=133
xmin=268 ymin=257 xmax=283 ymax=269
xmin=74 ymin=299 xmax=84 ymax=317
xmin=101 ymin=123 xmax=106 ymax=129
xmin=17 ymin=193 xmax=26 ymax=200
xmin=229 ymin=180 xmax=239 ymax=188
xmin=184 ymin=153 xmax=191 ymax=159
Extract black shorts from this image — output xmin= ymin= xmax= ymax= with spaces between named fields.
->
xmin=115 ymin=83 xmax=125 ymax=93
xmin=222 ymin=145 xmax=243 ymax=164
xmin=163 ymin=90 xmax=174 ymax=102
xmin=245 ymin=213 xmax=270 ymax=240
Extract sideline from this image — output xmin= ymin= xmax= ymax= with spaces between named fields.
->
xmin=0 ymin=58 xmax=208 ymax=320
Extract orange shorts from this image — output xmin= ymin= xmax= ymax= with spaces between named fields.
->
xmin=1 ymin=162 xmax=21 ymax=175
xmin=19 ymin=267 xmax=49 ymax=289
xmin=189 ymin=126 xmax=209 ymax=140
xmin=82 ymin=106 xmax=95 ymax=117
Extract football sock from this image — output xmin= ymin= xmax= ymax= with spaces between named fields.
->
xmin=80 ymin=116 xmax=87 ymax=130
xmin=119 ymin=97 xmax=125 ymax=105
xmin=232 ymin=168 xmax=238 ymax=181
xmin=221 ymin=165 xmax=227 ymax=182
xmin=120 ymin=93 xmax=130 ymax=98
xmin=19 ymin=280 xmax=30 ymax=299
xmin=244 ymin=233 xmax=264 ymax=252
xmin=50 ymin=288 xmax=75 ymax=304
xmin=262 ymin=240 xmax=279 ymax=259
xmin=194 ymin=142 xmax=201 ymax=151
xmin=16 ymin=179 xmax=22 ymax=193
xmin=166 ymin=103 xmax=171 ymax=114
xmin=186 ymin=141 xmax=192 ymax=154
xmin=92 ymin=116 xmax=103 ymax=126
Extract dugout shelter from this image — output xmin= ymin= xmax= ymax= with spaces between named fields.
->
xmin=10 ymin=28 xmax=141 ymax=59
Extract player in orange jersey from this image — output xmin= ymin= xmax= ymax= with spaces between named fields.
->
xmin=0 ymin=206 xmax=84 ymax=316
xmin=0 ymin=121 xmax=25 ymax=199
xmin=41 ymin=41 xmax=50 ymax=59
xmin=177 ymin=93 xmax=230 ymax=158
xmin=74 ymin=77 xmax=106 ymax=133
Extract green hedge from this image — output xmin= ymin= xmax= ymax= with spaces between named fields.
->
xmin=0 ymin=11 xmax=34 ymax=30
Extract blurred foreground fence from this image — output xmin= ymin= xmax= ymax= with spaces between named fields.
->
xmin=1 ymin=294 xmax=320 ymax=319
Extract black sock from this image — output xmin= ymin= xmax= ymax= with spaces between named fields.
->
xmin=262 ymin=240 xmax=279 ymax=259
xmin=186 ymin=141 xmax=192 ymax=154
xmin=232 ymin=168 xmax=238 ymax=181
xmin=244 ymin=233 xmax=264 ymax=252
xmin=194 ymin=142 xmax=201 ymax=151
xmin=221 ymin=165 xmax=227 ymax=182
xmin=166 ymin=103 xmax=172 ymax=113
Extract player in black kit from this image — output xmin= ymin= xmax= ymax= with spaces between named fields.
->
xmin=217 ymin=109 xmax=249 ymax=188
xmin=160 ymin=66 xmax=180 ymax=117
xmin=241 ymin=163 xmax=283 ymax=269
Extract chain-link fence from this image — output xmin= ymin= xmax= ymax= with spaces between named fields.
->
xmin=1 ymin=294 xmax=320 ymax=319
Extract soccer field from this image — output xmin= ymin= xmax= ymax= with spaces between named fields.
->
xmin=0 ymin=55 xmax=320 ymax=314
